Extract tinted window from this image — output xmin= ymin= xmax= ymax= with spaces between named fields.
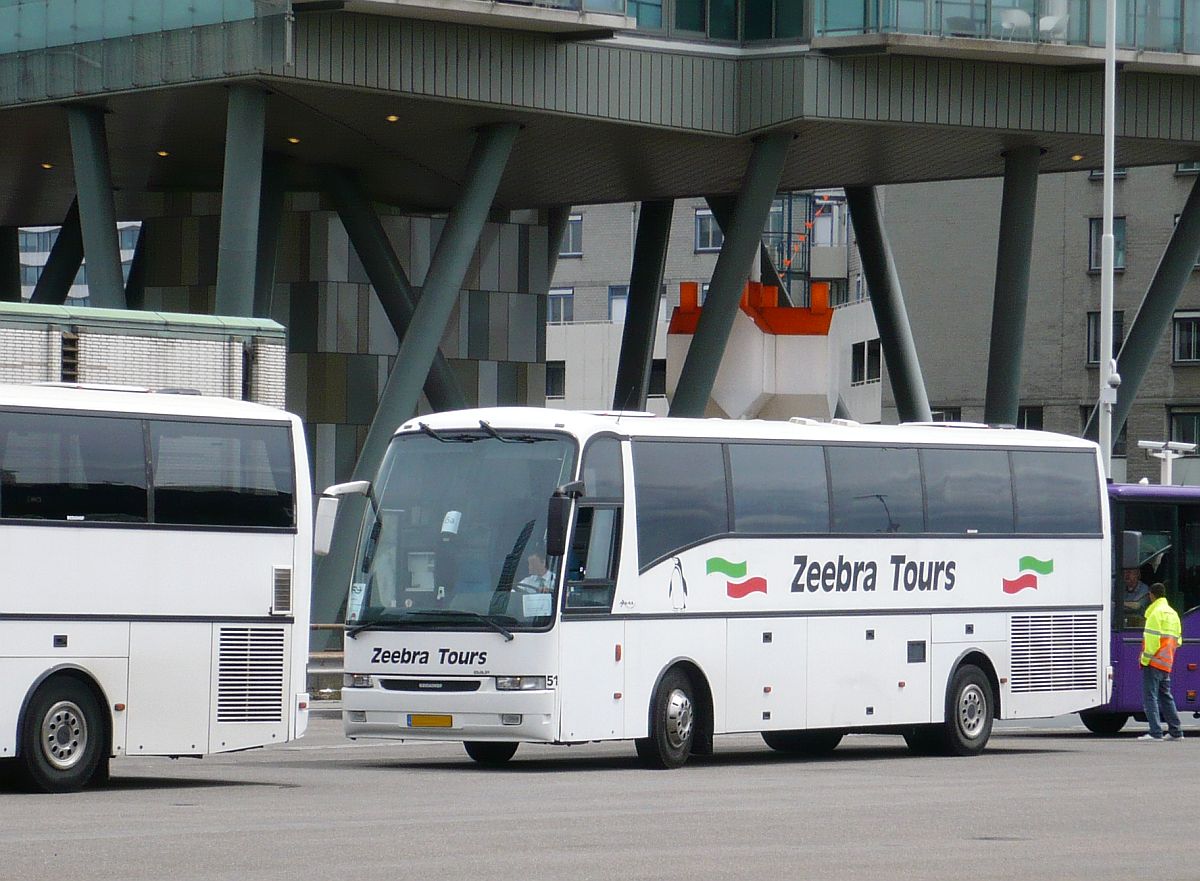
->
xmin=729 ymin=443 xmax=828 ymax=533
xmin=828 ymin=446 xmax=923 ymax=533
xmin=0 ymin=411 xmax=147 ymax=522
xmin=1012 ymin=450 xmax=1101 ymax=534
xmin=922 ymin=448 xmax=1014 ymax=534
xmin=582 ymin=437 xmax=623 ymax=499
xmin=150 ymin=421 xmax=295 ymax=528
xmin=633 ymin=441 xmax=727 ymax=567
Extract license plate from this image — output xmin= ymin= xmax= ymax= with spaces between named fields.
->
xmin=408 ymin=714 xmax=453 ymax=728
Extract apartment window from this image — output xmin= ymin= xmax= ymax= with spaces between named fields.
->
xmin=1080 ymin=406 xmax=1127 ymax=456
xmin=829 ymin=279 xmax=850 ymax=307
xmin=851 ymin=338 xmax=881 ymax=385
xmin=548 ymin=288 xmax=574 ymax=324
xmin=1089 ymin=166 xmax=1127 ymax=180
xmin=931 ymin=408 xmax=962 ymax=422
xmin=695 ymin=209 xmax=724 ymax=252
xmin=1086 ymin=310 xmax=1125 ymax=364
xmin=546 ymin=361 xmax=566 ymax=399
xmin=118 ymin=225 xmax=140 ymax=251
xmin=1172 ymin=214 xmax=1200 ymax=268
xmin=1175 ymin=311 xmax=1200 ymax=363
xmin=699 ymin=283 xmax=709 ymax=306
xmin=1171 ymin=408 xmax=1200 ymax=445
xmin=1177 ymin=162 xmax=1200 ymax=174
xmin=559 ymin=214 xmax=583 ymax=258
xmin=629 ymin=0 xmax=663 ymax=29
xmin=18 ymin=228 xmax=56 ymax=253
xmin=20 ymin=264 xmax=39 ymax=286
xmin=609 ymin=285 xmax=629 ymax=321
xmin=649 ymin=359 xmax=667 ymax=397
xmin=1089 ymin=217 xmax=1126 ymax=271
xmin=675 ymin=0 xmax=704 ymax=32
xmin=1016 ymin=406 xmax=1044 ymax=431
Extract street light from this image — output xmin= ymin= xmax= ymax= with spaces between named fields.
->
xmin=1137 ymin=440 xmax=1197 ymax=486
xmin=1098 ymin=0 xmax=1117 ymax=477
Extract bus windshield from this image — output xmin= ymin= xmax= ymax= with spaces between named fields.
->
xmin=347 ymin=429 xmax=576 ymax=632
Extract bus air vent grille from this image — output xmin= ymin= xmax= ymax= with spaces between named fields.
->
xmin=217 ymin=627 xmax=286 ymax=723
xmin=1009 ymin=614 xmax=1100 ymax=693
xmin=272 ymin=567 xmax=292 ymax=615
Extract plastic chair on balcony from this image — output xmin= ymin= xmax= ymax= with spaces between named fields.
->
xmin=997 ymin=7 xmax=1032 ymax=40
xmin=1039 ymin=14 xmax=1069 ymax=43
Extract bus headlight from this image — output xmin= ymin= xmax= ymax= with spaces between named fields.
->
xmin=496 ymin=676 xmax=547 ymax=691
xmin=344 ymin=674 xmax=373 ymax=688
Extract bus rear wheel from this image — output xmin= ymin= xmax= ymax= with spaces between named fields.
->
xmin=18 ymin=677 xmax=104 ymax=793
xmin=463 ymin=741 xmax=518 ymax=765
xmin=635 ymin=669 xmax=696 ymax=769
xmin=941 ymin=664 xmax=994 ymax=756
xmin=761 ymin=729 xmax=843 ymax=755
xmin=1079 ymin=711 xmax=1128 ymax=735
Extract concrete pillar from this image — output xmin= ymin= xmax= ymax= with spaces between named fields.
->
xmin=613 ymin=199 xmax=673 ymax=411
xmin=323 ymin=166 xmax=466 ymax=413
xmin=124 ymin=223 xmax=146 ymax=311
xmin=706 ymin=194 xmax=793 ymax=306
xmin=312 ymin=123 xmax=518 ymax=639
xmin=545 ymin=205 xmax=571 ymax=284
xmin=215 ymin=86 xmax=266 ymax=317
xmin=670 ymin=132 xmax=791 ymax=417
xmin=252 ymin=153 xmax=286 ymax=319
xmin=0 ymin=227 xmax=19 ymax=302
xmin=844 ymin=186 xmax=932 ymax=423
xmin=29 ymin=200 xmax=83 ymax=306
xmin=1085 ymin=172 xmax=1200 ymax=442
xmin=984 ymin=146 xmax=1041 ymax=425
xmin=66 ymin=105 xmax=125 ymax=309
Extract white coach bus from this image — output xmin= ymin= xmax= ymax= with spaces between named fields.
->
xmin=319 ymin=408 xmax=1110 ymax=768
xmin=0 ymin=384 xmax=312 ymax=791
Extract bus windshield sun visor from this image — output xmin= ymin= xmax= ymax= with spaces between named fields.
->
xmin=347 ymin=610 xmax=515 ymax=641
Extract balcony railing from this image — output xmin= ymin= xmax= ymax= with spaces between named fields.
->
xmin=816 ymin=0 xmax=1200 ymax=54
xmin=496 ymin=0 xmax=626 ymax=10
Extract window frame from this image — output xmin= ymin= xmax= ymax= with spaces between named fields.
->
xmin=547 ymin=287 xmax=574 ymax=325
xmin=1087 ymin=310 xmax=1126 ymax=365
xmin=694 ymin=208 xmax=724 ymax=253
xmin=1089 ymin=216 xmax=1127 ymax=272
xmin=1174 ymin=311 xmax=1200 ymax=364
xmin=559 ymin=214 xmax=584 ymax=258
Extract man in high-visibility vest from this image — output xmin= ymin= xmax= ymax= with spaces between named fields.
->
xmin=1139 ymin=582 xmax=1185 ymax=741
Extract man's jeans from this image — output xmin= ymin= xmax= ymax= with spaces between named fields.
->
xmin=1143 ymin=665 xmax=1183 ymax=738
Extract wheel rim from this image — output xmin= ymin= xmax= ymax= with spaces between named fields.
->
xmin=40 ymin=700 xmax=88 ymax=771
xmin=664 ymin=688 xmax=694 ymax=750
xmin=957 ymin=683 xmax=987 ymax=739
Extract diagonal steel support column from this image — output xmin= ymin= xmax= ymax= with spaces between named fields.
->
xmin=0 ymin=227 xmax=19 ymax=302
xmin=844 ymin=186 xmax=931 ymax=423
xmin=545 ymin=205 xmax=571 ymax=287
xmin=984 ymin=146 xmax=1041 ymax=425
xmin=705 ymin=194 xmax=793 ymax=306
xmin=124 ymin=223 xmax=147 ymax=310
xmin=253 ymin=154 xmax=287 ymax=319
xmin=215 ymin=86 xmax=266 ymax=316
xmin=1084 ymin=172 xmax=1200 ymax=443
xmin=30 ymin=200 xmax=83 ymax=306
xmin=323 ymin=166 xmax=466 ymax=413
xmin=671 ymin=133 xmax=791 ymax=417
xmin=613 ymin=199 xmax=673 ymax=411
xmin=67 ymin=105 xmax=125 ymax=309
xmin=313 ymin=124 xmax=518 ymax=642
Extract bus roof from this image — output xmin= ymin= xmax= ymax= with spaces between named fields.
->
xmin=0 ymin=383 xmax=293 ymax=421
xmin=1109 ymin=482 xmax=1200 ymax=501
xmin=400 ymin=407 xmax=1100 ymax=451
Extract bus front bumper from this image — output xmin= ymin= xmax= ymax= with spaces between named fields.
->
xmin=341 ymin=687 xmax=556 ymax=742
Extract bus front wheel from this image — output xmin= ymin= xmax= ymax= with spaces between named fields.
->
xmin=635 ymin=668 xmax=696 ymax=769
xmin=941 ymin=664 xmax=994 ymax=756
xmin=463 ymin=741 xmax=518 ymax=765
xmin=18 ymin=677 xmax=105 ymax=793
xmin=1079 ymin=711 xmax=1128 ymax=735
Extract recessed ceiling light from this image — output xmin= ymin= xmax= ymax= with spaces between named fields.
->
xmin=1071 ymin=154 xmax=1084 ymax=161
xmin=156 ymin=150 xmax=170 ymax=157
xmin=286 ymin=136 xmax=301 ymax=144
xmin=40 ymin=162 xmax=53 ymax=170
xmin=386 ymin=114 xmax=400 ymax=123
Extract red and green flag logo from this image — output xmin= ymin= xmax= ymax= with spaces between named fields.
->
xmin=1003 ymin=556 xmax=1053 ymax=594
xmin=708 ymin=557 xmax=767 ymax=598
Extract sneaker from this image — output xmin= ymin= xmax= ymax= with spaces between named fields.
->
xmin=1169 ymin=733 xmax=1185 ymax=741
xmin=1138 ymin=733 xmax=1164 ymax=741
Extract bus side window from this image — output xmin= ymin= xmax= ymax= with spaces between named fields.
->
xmin=565 ymin=506 xmax=621 ymax=611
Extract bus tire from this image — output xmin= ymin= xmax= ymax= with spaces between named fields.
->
xmin=941 ymin=664 xmax=993 ymax=756
xmin=635 ymin=668 xmax=695 ymax=769
xmin=463 ymin=741 xmax=518 ymax=765
xmin=761 ymin=729 xmax=843 ymax=755
xmin=1079 ymin=711 xmax=1128 ymax=736
xmin=18 ymin=677 xmax=104 ymax=793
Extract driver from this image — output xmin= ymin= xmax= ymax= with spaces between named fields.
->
xmin=518 ymin=552 xmax=555 ymax=593
xmin=1122 ymin=567 xmax=1151 ymax=614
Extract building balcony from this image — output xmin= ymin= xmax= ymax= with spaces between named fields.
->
xmin=324 ymin=0 xmax=629 ymax=35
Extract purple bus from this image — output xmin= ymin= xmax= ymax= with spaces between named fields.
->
xmin=1079 ymin=482 xmax=1200 ymax=734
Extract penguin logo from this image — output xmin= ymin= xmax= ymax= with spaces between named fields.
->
xmin=669 ymin=557 xmax=688 ymax=611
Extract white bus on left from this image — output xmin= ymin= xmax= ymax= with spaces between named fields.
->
xmin=0 ymin=384 xmax=312 ymax=792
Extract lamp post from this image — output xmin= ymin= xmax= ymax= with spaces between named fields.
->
xmin=1137 ymin=440 xmax=1197 ymax=486
xmin=1098 ymin=0 xmax=1117 ymax=477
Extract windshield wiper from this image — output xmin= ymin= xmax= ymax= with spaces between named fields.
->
xmin=478 ymin=420 xmax=549 ymax=444
xmin=346 ymin=617 xmax=408 ymax=638
xmin=408 ymin=610 xmax=515 ymax=641
xmin=418 ymin=422 xmax=482 ymax=443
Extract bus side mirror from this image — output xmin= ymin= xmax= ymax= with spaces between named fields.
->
xmin=546 ymin=481 xmax=585 ymax=558
xmin=314 ymin=480 xmax=372 ymax=556
xmin=1121 ymin=530 xmax=1143 ymax=570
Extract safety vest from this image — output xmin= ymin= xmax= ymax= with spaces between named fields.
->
xmin=1142 ymin=596 xmax=1183 ymax=672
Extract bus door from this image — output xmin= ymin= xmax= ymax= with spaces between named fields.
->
xmin=1172 ymin=505 xmax=1200 ymax=718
